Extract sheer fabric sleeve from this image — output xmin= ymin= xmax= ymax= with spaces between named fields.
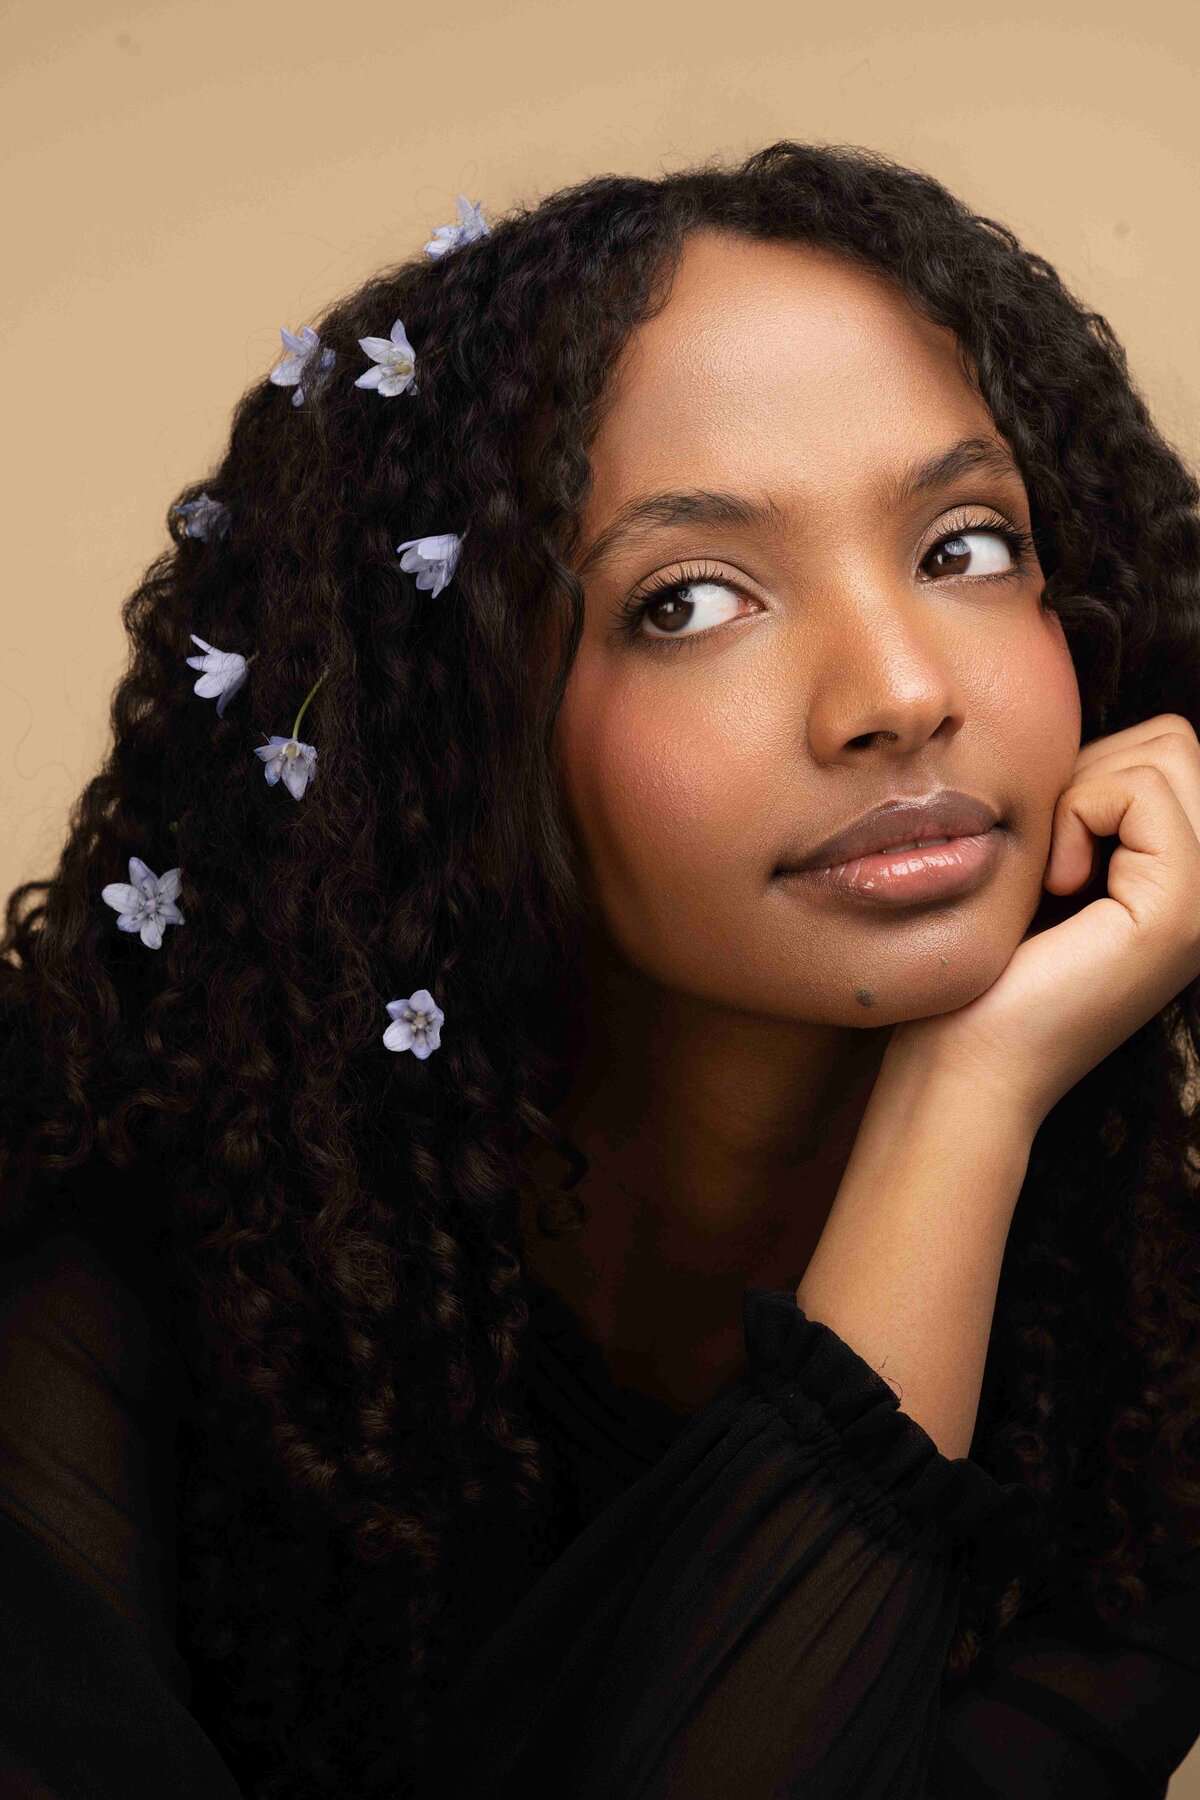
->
xmin=418 ymin=1286 xmax=1049 ymax=1800
xmin=932 ymin=1548 xmax=1200 ymax=1797
xmin=0 ymin=1224 xmax=245 ymax=1799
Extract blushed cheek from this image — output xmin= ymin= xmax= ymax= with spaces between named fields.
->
xmin=557 ymin=677 xmax=754 ymax=907
xmin=1030 ymin=611 xmax=1082 ymax=787
xmin=997 ymin=610 xmax=1081 ymax=852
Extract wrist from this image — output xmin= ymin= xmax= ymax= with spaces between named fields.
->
xmin=877 ymin=1021 xmax=1042 ymax=1153
xmin=795 ymin=1029 xmax=1035 ymax=1460
xmin=810 ymin=1027 xmax=1036 ymax=1286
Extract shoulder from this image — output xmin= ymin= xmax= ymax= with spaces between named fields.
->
xmin=0 ymin=1213 xmax=196 ymax=1688
xmin=0 ymin=1219 xmax=187 ymax=1407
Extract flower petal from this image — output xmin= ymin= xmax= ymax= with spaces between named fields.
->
xmin=422 ymin=533 xmax=459 ymax=560
xmin=377 ymin=370 xmax=415 ymax=398
xmin=157 ymin=868 xmax=183 ymax=901
xmin=214 ymin=669 xmax=248 ymax=717
xmin=140 ymin=916 xmax=164 ymax=950
xmin=383 ymin=1018 xmax=414 ymax=1052
xmin=102 ymin=882 xmax=143 ymax=913
xmin=354 ymin=365 xmax=385 ymax=389
xmin=281 ymin=758 xmax=310 ymax=800
xmin=128 ymin=856 xmax=157 ymax=887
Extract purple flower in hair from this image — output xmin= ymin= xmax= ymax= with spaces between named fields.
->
xmin=101 ymin=858 xmax=185 ymax=950
xmin=356 ymin=318 xmax=418 ymax=398
xmin=173 ymin=493 xmax=231 ymax=541
xmin=269 ymin=325 xmax=336 ymax=407
xmin=186 ymin=635 xmax=249 ymax=717
xmin=254 ymin=667 xmax=328 ymax=797
xmin=383 ymin=990 xmax=444 ymax=1059
xmin=254 ymin=735 xmax=318 ymax=800
xmin=395 ymin=532 xmax=462 ymax=597
xmin=424 ymin=196 xmax=489 ymax=259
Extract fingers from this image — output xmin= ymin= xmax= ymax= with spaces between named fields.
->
xmin=1042 ymin=825 xmax=1096 ymax=896
xmin=1045 ymin=763 xmax=1200 ymax=939
xmin=1047 ymin=716 xmax=1200 ymax=897
xmin=1074 ymin=712 xmax=1198 ymax=771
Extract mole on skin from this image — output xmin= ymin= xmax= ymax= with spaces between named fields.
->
xmin=854 ymin=988 xmax=875 ymax=1008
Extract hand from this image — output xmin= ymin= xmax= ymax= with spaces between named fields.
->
xmin=889 ymin=714 xmax=1200 ymax=1134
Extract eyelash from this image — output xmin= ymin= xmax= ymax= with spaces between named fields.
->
xmin=612 ymin=512 xmax=1040 ymax=653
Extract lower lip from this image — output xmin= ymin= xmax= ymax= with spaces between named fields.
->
xmin=777 ymin=829 xmax=1003 ymax=907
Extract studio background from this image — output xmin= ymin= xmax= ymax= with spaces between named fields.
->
xmin=2 ymin=0 xmax=1198 ymax=1787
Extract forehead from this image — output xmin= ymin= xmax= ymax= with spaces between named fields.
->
xmin=583 ymin=230 xmax=992 ymax=522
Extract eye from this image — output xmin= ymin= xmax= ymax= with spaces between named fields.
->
xmin=920 ymin=524 xmax=1031 ymax=581
xmin=613 ymin=563 xmax=745 ymax=650
xmin=612 ymin=514 xmax=1038 ymax=654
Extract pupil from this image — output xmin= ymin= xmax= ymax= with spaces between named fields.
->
xmin=652 ymin=589 xmax=690 ymax=631
xmin=936 ymin=537 xmax=969 ymax=570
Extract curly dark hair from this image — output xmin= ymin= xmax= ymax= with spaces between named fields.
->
xmin=2 ymin=138 xmax=1200 ymax=1795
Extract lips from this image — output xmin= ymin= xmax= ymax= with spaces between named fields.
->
xmin=777 ymin=790 xmax=1000 ymax=874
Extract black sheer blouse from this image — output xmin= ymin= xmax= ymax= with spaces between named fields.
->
xmin=1 ymin=1211 xmax=1198 ymax=1798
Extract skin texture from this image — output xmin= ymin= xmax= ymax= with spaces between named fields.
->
xmin=519 ymin=228 xmax=1082 ymax=1411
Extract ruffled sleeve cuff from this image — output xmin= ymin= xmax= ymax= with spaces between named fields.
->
xmin=743 ymin=1286 xmax=1047 ymax=1579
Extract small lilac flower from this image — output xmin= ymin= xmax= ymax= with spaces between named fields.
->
xmin=186 ymin=634 xmax=249 ymax=718
xmin=254 ymin=735 xmax=318 ymax=800
xmin=383 ymin=989 xmax=444 ymax=1060
xmin=173 ymin=493 xmax=231 ymax=541
xmin=395 ymin=532 xmax=462 ymax=597
xmin=355 ymin=318 xmax=418 ymax=398
xmin=101 ymin=858 xmax=184 ymax=950
xmin=424 ymin=195 xmax=489 ymax=259
xmin=269 ymin=326 xmax=337 ymax=407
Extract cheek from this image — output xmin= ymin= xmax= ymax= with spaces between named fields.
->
xmin=1003 ymin=610 xmax=1082 ymax=814
xmin=556 ymin=667 xmax=768 ymax=929
xmin=975 ymin=608 xmax=1080 ymax=900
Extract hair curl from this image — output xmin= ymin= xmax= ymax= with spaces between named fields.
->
xmin=3 ymin=140 xmax=1200 ymax=1794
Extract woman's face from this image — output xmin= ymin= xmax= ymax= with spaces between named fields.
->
xmin=554 ymin=228 xmax=1081 ymax=1030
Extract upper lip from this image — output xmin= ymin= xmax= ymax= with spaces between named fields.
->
xmin=778 ymin=790 xmax=1000 ymax=873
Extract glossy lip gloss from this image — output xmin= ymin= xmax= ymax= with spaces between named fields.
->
xmin=778 ymin=828 xmax=1003 ymax=907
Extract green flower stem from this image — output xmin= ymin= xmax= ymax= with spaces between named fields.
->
xmin=292 ymin=665 xmax=330 ymax=740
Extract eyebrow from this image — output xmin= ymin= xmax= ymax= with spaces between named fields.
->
xmin=574 ymin=434 xmax=1025 ymax=580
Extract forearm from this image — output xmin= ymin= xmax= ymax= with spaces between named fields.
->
xmin=795 ymin=1032 xmax=1034 ymax=1462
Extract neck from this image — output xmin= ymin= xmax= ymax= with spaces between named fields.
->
xmin=516 ymin=931 xmax=893 ymax=1410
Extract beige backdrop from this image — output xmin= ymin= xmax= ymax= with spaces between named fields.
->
xmin=3 ymin=0 xmax=1199 ymax=1787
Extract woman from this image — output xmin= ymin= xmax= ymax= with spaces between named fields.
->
xmin=2 ymin=140 xmax=1199 ymax=1798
